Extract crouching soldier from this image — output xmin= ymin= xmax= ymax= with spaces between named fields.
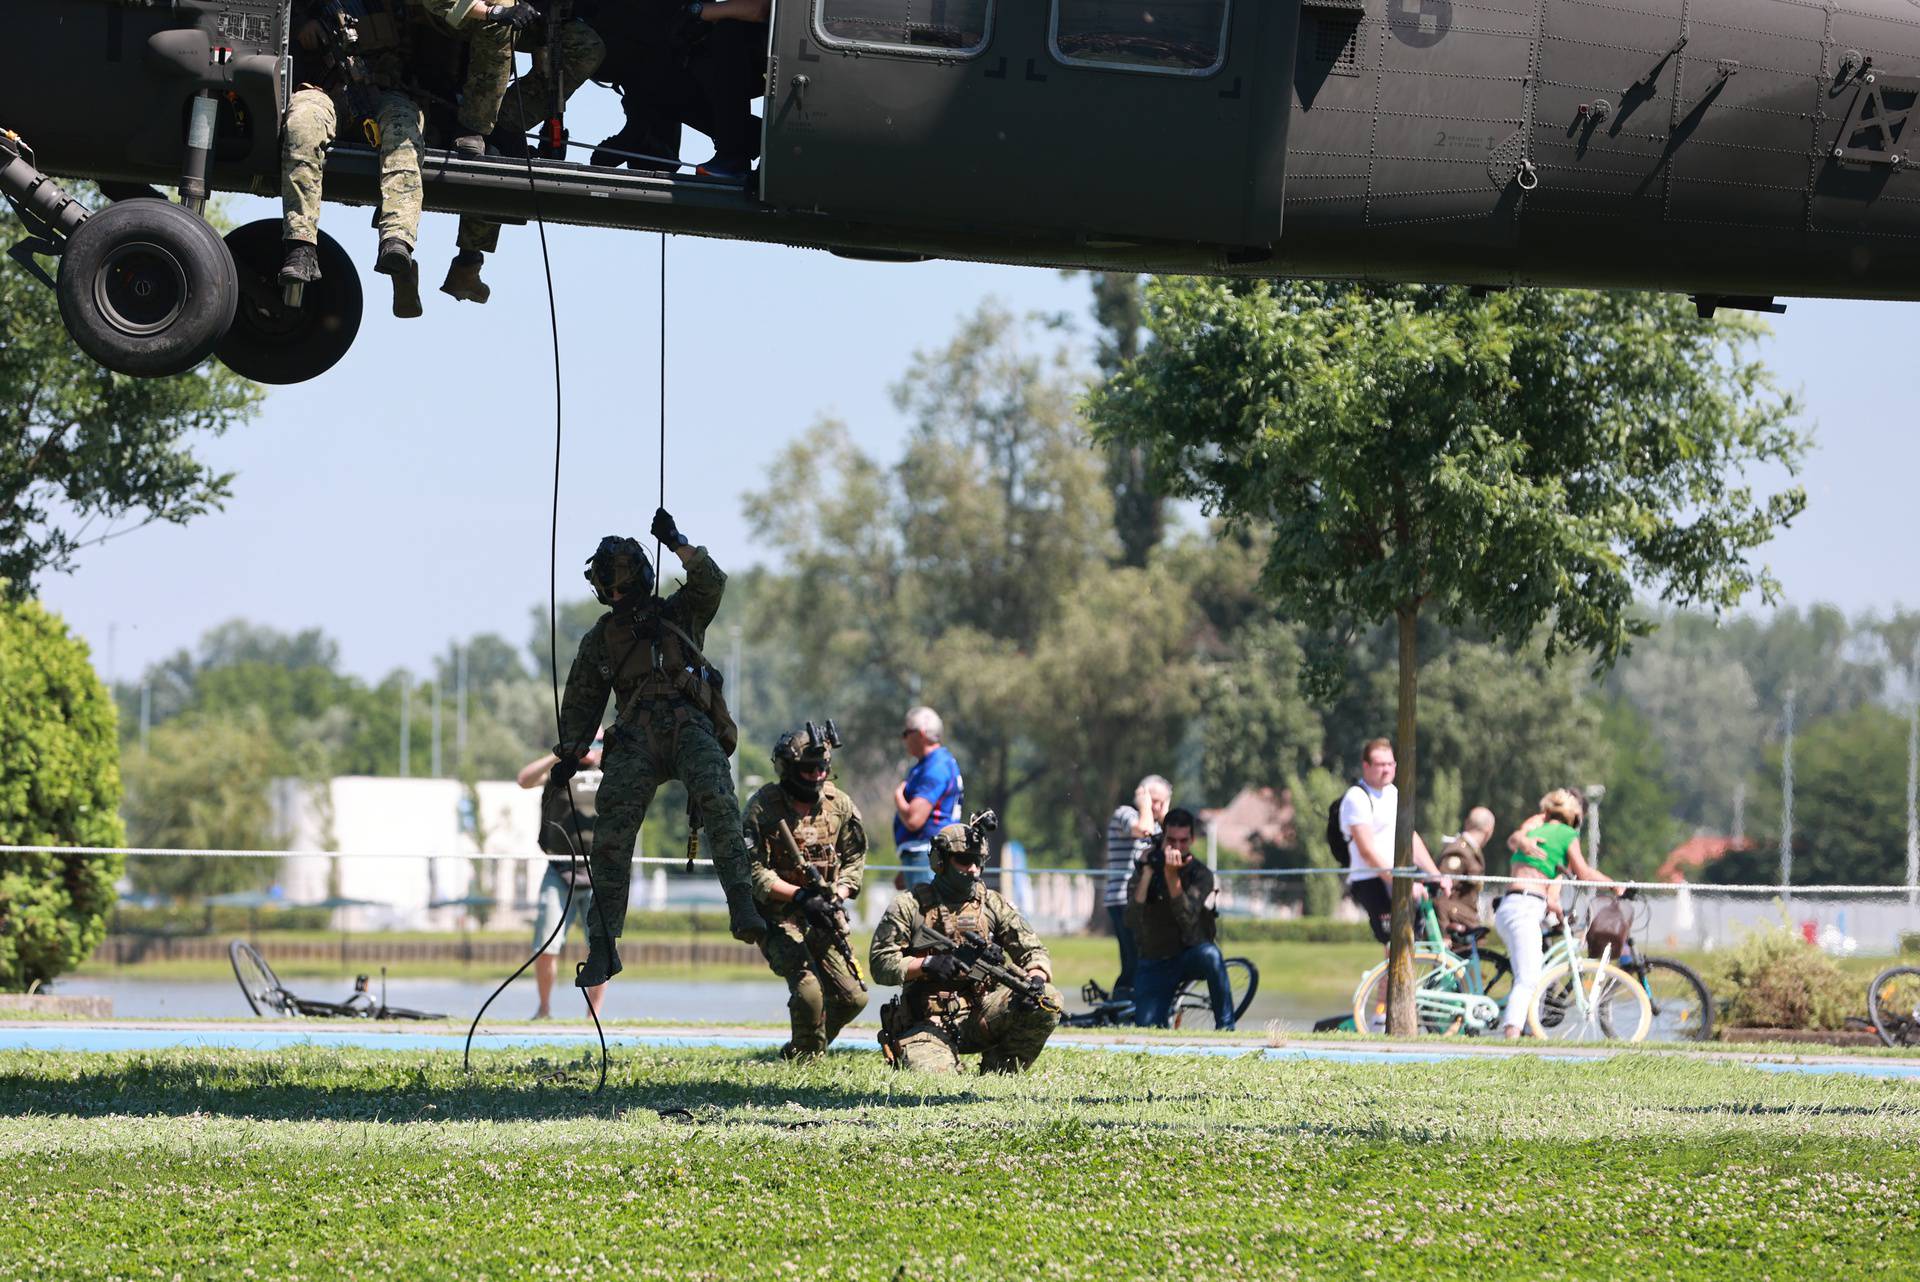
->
xmin=869 ymin=817 xmax=1061 ymax=1074
xmin=742 ymin=722 xmax=868 ymax=1059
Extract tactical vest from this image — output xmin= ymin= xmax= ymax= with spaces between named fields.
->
xmin=302 ymin=0 xmax=407 ymax=94
xmin=539 ymin=768 xmax=600 ymax=859
xmin=600 ymin=608 xmax=739 ymax=756
xmin=768 ymin=792 xmax=842 ymax=881
xmin=904 ymin=884 xmax=991 ymax=1020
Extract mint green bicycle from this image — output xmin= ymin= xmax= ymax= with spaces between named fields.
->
xmin=1351 ymin=892 xmax=1652 ymax=1041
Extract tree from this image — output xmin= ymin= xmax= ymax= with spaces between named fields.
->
xmin=1079 ymin=272 xmax=1165 ymax=567
xmin=1589 ymin=698 xmax=1682 ymax=882
xmin=1711 ymin=703 xmax=1910 ymax=887
xmin=121 ymin=709 xmax=281 ymax=899
xmin=1196 ymin=617 xmax=1323 ymax=802
xmin=0 ymin=596 xmax=124 ymax=989
xmin=746 ymin=303 xmax=1117 ymax=840
xmin=1090 ymin=281 xmax=1808 ymax=1032
xmin=1 ymin=204 xmax=262 ymax=595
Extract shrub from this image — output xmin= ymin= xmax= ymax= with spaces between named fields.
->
xmin=0 ymin=597 xmax=126 ymax=990
xmin=1708 ymin=926 xmax=1858 ymax=1031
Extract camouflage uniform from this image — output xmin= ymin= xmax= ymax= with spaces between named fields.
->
xmin=555 ymin=547 xmax=756 ymax=944
xmin=416 ymin=0 xmax=605 ymax=138
xmin=742 ymin=780 xmax=868 ymax=1056
xmin=869 ymin=857 xmax=1060 ymax=1075
xmin=282 ymin=2 xmax=425 ymax=249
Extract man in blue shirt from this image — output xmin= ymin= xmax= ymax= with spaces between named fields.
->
xmin=892 ymin=705 xmax=963 ymax=888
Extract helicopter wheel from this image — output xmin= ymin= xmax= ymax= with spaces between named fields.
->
xmin=55 ymin=198 xmax=238 ymax=378
xmin=216 ymin=220 xmax=362 ymax=385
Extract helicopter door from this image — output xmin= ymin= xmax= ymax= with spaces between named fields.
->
xmin=759 ymin=1 xmax=1294 ymax=249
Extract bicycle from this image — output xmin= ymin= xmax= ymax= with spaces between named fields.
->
xmin=1059 ymin=956 xmax=1260 ymax=1031
xmin=1351 ymin=891 xmax=1652 ymax=1041
xmin=229 ymin=939 xmax=444 ymax=1020
xmin=1867 ymin=962 xmax=1920 ymax=1048
xmin=1610 ymin=890 xmax=1715 ymax=1042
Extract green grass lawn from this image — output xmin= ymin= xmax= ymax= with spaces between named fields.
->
xmin=72 ymin=932 xmax=1387 ymax=1003
xmin=2 ymin=1042 xmax=1916 ymax=1279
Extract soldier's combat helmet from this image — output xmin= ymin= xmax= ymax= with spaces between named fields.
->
xmin=772 ymin=719 xmax=840 ymax=803
xmin=929 ymin=810 xmax=998 ymax=868
xmin=584 ymin=535 xmax=654 ymax=606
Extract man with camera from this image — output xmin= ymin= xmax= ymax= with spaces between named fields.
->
xmin=1126 ymin=808 xmax=1236 ymax=1031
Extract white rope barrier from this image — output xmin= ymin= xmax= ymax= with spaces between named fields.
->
xmin=2 ymin=845 xmax=1912 ymax=896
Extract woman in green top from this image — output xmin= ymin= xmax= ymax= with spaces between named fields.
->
xmin=1494 ymin=788 xmax=1620 ymax=1038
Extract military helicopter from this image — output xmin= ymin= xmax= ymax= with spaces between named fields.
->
xmin=6 ymin=0 xmax=1920 ymax=386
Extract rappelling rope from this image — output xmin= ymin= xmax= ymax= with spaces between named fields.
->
xmin=462 ymin=36 xmax=648 ymax=1095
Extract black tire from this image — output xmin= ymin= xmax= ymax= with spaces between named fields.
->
xmin=216 ymin=220 xmax=363 ymax=384
xmin=56 ymin=198 xmax=238 ymax=377
xmin=228 ymin=940 xmax=294 ymax=1017
xmin=1868 ymin=965 xmax=1920 ymax=1049
xmin=1171 ymin=957 xmax=1258 ymax=1031
xmin=1640 ymin=956 xmax=1714 ymax=1042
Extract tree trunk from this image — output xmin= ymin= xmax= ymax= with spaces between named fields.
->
xmin=1385 ymin=602 xmax=1421 ymax=1036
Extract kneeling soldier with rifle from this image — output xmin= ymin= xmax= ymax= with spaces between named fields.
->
xmin=741 ymin=721 xmax=868 ymax=1059
xmin=869 ymin=813 xmax=1062 ymax=1074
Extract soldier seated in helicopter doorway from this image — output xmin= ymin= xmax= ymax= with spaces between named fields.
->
xmin=280 ymin=0 xmax=438 ymax=318
xmin=549 ymin=508 xmax=764 ymax=990
xmin=413 ymin=0 xmax=606 ymax=303
xmin=741 ymin=722 xmax=869 ymax=1059
xmin=869 ymin=818 xmax=1062 ymax=1075
xmin=587 ymin=0 xmax=769 ymax=179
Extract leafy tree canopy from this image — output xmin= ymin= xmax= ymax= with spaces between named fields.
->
xmin=1 ymin=203 xmax=262 ymax=595
xmin=0 ymin=595 xmax=124 ymax=989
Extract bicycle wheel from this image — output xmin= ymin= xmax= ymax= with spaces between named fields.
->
xmin=1639 ymin=957 xmax=1714 ymax=1042
xmin=1868 ymin=965 xmax=1920 ymax=1049
xmin=1170 ymin=958 xmax=1256 ymax=1031
xmin=1351 ymin=949 xmax=1459 ymax=1036
xmin=228 ymin=940 xmax=294 ymax=1017
xmin=1527 ymin=960 xmax=1652 ymax=1042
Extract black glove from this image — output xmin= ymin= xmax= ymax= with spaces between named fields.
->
xmin=547 ymin=754 xmax=581 ymax=786
xmin=920 ymin=953 xmax=964 ymax=984
xmin=650 ymin=506 xmax=686 ymax=550
xmin=484 ymin=3 xmax=540 ymax=31
xmin=978 ymin=939 xmax=1006 ymax=966
xmin=794 ymin=886 xmax=842 ymax=933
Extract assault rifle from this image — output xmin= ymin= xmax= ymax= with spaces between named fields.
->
xmin=778 ymin=820 xmax=861 ymax=983
xmin=908 ymin=921 xmax=1061 ymax=1016
xmin=313 ymin=0 xmax=383 ymax=146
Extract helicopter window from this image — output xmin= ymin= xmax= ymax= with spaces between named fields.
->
xmin=816 ymin=0 xmax=993 ymax=57
xmin=1050 ymin=0 xmax=1231 ymax=76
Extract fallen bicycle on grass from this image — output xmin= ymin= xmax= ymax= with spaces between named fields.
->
xmin=228 ymin=939 xmax=443 ymax=1020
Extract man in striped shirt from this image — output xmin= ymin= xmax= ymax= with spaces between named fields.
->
xmin=1105 ymin=775 xmax=1171 ymax=1001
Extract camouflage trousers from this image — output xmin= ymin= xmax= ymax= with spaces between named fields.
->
xmin=453 ymin=19 xmax=607 ymax=255
xmin=891 ymin=984 xmax=1063 ymax=1074
xmin=282 ymin=87 xmax=425 ymax=248
xmin=761 ymin=917 xmax=868 ymax=1057
xmin=587 ymin=701 xmax=750 ymax=941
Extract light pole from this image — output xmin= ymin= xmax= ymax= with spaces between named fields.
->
xmin=430 ymin=679 xmax=442 ymax=778
xmin=1779 ymin=688 xmax=1796 ymax=897
xmin=399 ymin=675 xmax=411 ymax=778
xmin=1583 ymin=784 xmax=1606 ymax=869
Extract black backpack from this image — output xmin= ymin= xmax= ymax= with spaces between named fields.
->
xmin=1325 ymin=783 xmax=1367 ymax=862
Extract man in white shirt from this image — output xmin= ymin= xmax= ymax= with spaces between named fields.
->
xmin=1343 ymin=737 xmax=1442 ymax=945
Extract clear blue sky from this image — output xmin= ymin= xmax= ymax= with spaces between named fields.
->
xmin=34 ymin=93 xmax=1920 ymax=683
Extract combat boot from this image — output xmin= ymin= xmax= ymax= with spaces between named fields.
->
xmin=439 ymin=251 xmax=490 ymax=305
xmin=575 ymin=933 xmax=623 ymax=988
xmin=375 ymin=237 xmax=422 ymax=319
xmin=451 ymin=134 xmax=495 ymax=159
xmin=278 ymin=240 xmax=321 ymax=287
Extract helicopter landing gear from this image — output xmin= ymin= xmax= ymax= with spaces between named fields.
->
xmin=216 ymin=220 xmax=362 ymax=385
xmin=54 ymin=197 xmax=239 ymax=378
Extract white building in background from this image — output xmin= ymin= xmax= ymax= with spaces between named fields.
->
xmin=271 ymin=777 xmax=555 ymax=933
